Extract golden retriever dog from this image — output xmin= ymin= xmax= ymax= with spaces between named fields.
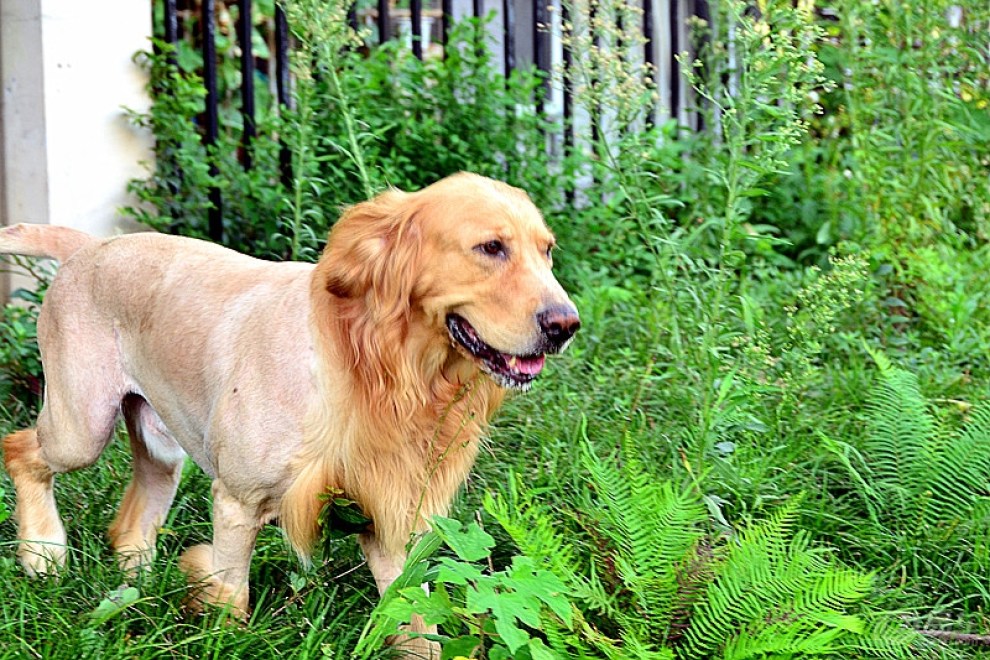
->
xmin=0 ymin=173 xmax=579 ymax=657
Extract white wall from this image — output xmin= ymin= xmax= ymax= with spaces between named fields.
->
xmin=0 ymin=0 xmax=152 ymax=293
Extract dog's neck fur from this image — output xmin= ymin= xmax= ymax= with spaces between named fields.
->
xmin=280 ymin=273 xmax=505 ymax=560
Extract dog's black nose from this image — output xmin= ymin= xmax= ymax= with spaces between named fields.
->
xmin=538 ymin=305 xmax=581 ymax=346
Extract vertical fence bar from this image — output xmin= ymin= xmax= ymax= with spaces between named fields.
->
xmin=692 ymin=0 xmax=709 ymax=131
xmin=347 ymin=2 xmax=358 ymax=31
xmin=561 ymin=0 xmax=572 ymax=145
xmin=378 ymin=0 xmax=390 ymax=43
xmin=163 ymin=0 xmax=179 ymax=51
xmin=561 ymin=0 xmax=573 ymax=203
xmin=503 ymin=0 xmax=515 ymax=75
xmin=176 ymin=0 xmax=187 ymax=40
xmin=473 ymin=0 xmax=485 ymax=59
xmin=616 ymin=5 xmax=624 ymax=51
xmin=533 ymin=0 xmax=551 ymax=110
xmin=160 ymin=0 xmax=182 ymax=217
xmin=201 ymin=0 xmax=223 ymax=242
xmin=693 ymin=0 xmax=710 ymax=31
xmin=669 ymin=0 xmax=681 ymax=123
xmin=643 ymin=0 xmax=655 ymax=127
xmin=275 ymin=3 xmax=292 ymax=188
xmin=411 ymin=0 xmax=423 ymax=59
xmin=590 ymin=0 xmax=600 ymax=147
xmin=237 ymin=0 xmax=256 ymax=170
xmin=442 ymin=0 xmax=453 ymax=54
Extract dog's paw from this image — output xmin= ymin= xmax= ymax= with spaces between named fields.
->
xmin=388 ymin=617 xmax=441 ymax=659
xmin=17 ymin=539 xmax=67 ymax=577
xmin=114 ymin=545 xmax=155 ymax=576
xmin=179 ymin=544 xmax=250 ymax=620
xmin=388 ymin=635 xmax=441 ymax=660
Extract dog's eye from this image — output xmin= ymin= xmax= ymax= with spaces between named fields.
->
xmin=477 ymin=240 xmax=506 ymax=257
xmin=545 ymin=245 xmax=554 ymax=259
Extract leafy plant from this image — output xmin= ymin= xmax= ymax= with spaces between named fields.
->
xmin=824 ymin=352 xmax=990 ymax=594
xmin=686 ymin=0 xmax=831 ymax=258
xmin=0 ymin=260 xmax=51 ymax=422
xmin=0 ymin=488 xmax=9 ymax=527
xmin=355 ymin=517 xmax=569 ymax=660
xmin=126 ymin=8 xmax=558 ymax=262
xmin=837 ymin=0 xmax=990 ymax=253
xmin=360 ymin=443 xmax=930 ymax=659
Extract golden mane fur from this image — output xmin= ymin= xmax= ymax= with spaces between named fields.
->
xmin=280 ymin=188 xmax=505 ymax=559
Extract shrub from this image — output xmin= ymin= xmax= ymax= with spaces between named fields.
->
xmin=125 ymin=10 xmax=559 ymax=261
xmin=0 ymin=261 xmax=50 ymax=426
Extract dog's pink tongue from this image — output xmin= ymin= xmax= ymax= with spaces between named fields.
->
xmin=511 ymin=354 xmax=545 ymax=375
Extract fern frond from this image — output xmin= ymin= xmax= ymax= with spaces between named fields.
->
xmin=864 ymin=359 xmax=990 ymax=532
xmin=923 ymin=404 xmax=990 ymax=526
xmin=865 ymin=363 xmax=936 ymax=516
xmin=721 ymin=620 xmax=850 ymax=659
xmin=666 ymin=539 xmax=715 ymax=648
xmin=484 ymin=477 xmax=617 ymax=619
xmin=581 ymin=442 xmax=707 ymax=637
xmin=546 ymin=603 xmax=676 ymax=660
xmin=831 ymin=614 xmax=936 ymax=659
xmin=681 ymin=498 xmax=879 ymax=660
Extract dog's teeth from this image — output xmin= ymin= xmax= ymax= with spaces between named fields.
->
xmin=508 ymin=356 xmax=517 ymax=368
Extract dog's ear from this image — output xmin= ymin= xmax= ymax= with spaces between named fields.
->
xmin=319 ymin=189 xmax=422 ymax=318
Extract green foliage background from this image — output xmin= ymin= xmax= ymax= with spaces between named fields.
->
xmin=1 ymin=0 xmax=989 ymax=657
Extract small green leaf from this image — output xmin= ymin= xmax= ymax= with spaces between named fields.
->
xmin=505 ymin=556 xmax=572 ymax=626
xmin=88 ymin=586 xmax=140 ymax=624
xmin=432 ymin=517 xmax=495 ymax=562
xmin=289 ymin=571 xmax=307 ymax=594
xmin=320 ymin=492 xmax=372 ymax=541
xmin=489 ymin=645 xmax=512 ymax=660
xmin=442 ymin=636 xmax=481 ymax=659
xmin=378 ymin=597 xmax=416 ymax=622
xmin=816 ymin=611 xmax=865 ymax=634
xmin=436 ymin=557 xmax=485 ymax=585
xmin=466 ymin=579 xmax=539 ymax=652
xmin=394 ymin=587 xmax=454 ymax=627
xmin=528 ymin=638 xmax=559 ymax=660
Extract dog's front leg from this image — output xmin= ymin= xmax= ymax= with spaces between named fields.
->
xmin=179 ymin=480 xmax=262 ymax=619
xmin=359 ymin=532 xmax=440 ymax=659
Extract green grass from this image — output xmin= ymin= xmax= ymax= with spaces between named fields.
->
xmin=1 ymin=271 xmax=989 ymax=657
xmin=0 ymin=436 xmax=381 ymax=659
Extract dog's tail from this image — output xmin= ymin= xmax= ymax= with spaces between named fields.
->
xmin=0 ymin=223 xmax=94 ymax=263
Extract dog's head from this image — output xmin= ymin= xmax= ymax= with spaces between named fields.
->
xmin=319 ymin=173 xmax=579 ymax=391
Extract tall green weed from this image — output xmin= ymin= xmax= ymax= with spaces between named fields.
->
xmin=126 ymin=9 xmax=559 ymax=261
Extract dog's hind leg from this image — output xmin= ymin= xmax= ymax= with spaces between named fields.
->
xmin=5 ymin=401 xmax=118 ymax=575
xmin=109 ymin=395 xmax=185 ymax=573
xmin=3 ymin=396 xmax=117 ymax=575
xmin=2 ymin=428 xmax=66 ymax=576
xmin=4 ymin=327 xmax=124 ymax=575
xmin=179 ymin=480 xmax=262 ymax=619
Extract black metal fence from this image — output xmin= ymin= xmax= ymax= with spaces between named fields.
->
xmin=157 ymin=0 xmax=709 ymax=242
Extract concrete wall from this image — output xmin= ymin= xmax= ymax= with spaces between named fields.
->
xmin=0 ymin=0 xmax=152 ymax=293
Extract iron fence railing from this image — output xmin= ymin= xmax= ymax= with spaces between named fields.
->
xmin=156 ymin=0 xmax=708 ymax=242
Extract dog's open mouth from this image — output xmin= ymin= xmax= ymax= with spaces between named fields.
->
xmin=446 ymin=314 xmax=545 ymax=390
